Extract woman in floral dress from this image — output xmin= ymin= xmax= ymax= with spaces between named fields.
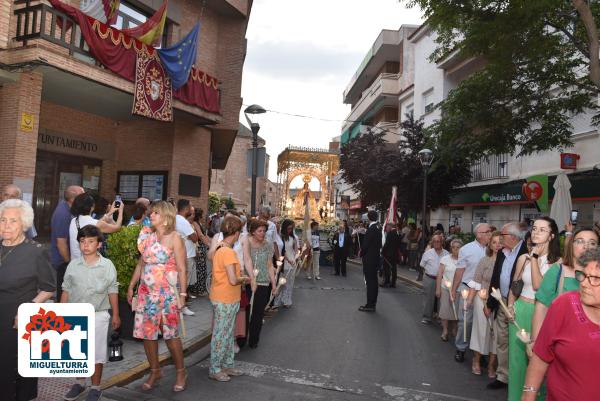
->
xmin=127 ymin=201 xmax=188 ymax=392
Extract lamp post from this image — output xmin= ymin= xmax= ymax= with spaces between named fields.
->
xmin=244 ymin=104 xmax=266 ymax=217
xmin=417 ymin=148 xmax=433 ymax=281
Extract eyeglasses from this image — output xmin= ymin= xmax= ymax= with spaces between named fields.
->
xmin=477 ymin=230 xmax=492 ymax=235
xmin=532 ymin=226 xmax=550 ymax=233
xmin=573 ymin=238 xmax=598 ymax=248
xmin=575 ymin=270 xmax=600 ymax=287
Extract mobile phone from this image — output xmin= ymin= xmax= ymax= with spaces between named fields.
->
xmin=571 ymin=210 xmax=578 ymax=226
xmin=115 ymin=194 xmax=122 ymax=208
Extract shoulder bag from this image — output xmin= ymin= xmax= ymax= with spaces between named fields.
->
xmin=510 ymin=258 xmax=526 ymax=298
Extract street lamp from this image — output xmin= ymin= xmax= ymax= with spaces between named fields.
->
xmin=244 ymin=104 xmax=266 ymax=217
xmin=417 ymin=148 xmax=433 ymax=281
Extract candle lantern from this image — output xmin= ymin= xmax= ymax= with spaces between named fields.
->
xmin=108 ymin=331 xmax=124 ymax=362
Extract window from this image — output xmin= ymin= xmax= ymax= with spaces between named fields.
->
xmin=112 ymin=1 xmax=169 ymax=48
xmin=423 ymin=90 xmax=435 ymax=114
xmin=404 ymin=103 xmax=414 ymax=119
xmin=117 ymin=171 xmax=168 ymax=201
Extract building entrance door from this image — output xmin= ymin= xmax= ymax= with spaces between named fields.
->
xmin=33 ymin=150 xmax=102 ymax=238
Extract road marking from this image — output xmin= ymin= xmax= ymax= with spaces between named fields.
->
xmin=196 ymin=360 xmax=487 ymax=401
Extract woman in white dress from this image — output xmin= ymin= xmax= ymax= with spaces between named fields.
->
xmin=274 ymin=219 xmax=298 ymax=308
xmin=467 ymin=231 xmax=502 ymax=376
xmin=436 ymin=238 xmax=462 ymax=341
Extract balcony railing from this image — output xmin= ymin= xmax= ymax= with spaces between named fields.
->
xmin=470 ymin=153 xmax=509 ymax=182
xmin=14 ymin=0 xmax=90 ymax=57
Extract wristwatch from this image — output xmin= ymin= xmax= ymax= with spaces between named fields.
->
xmin=531 ymin=253 xmax=539 ymax=259
xmin=523 ymin=385 xmax=537 ymax=393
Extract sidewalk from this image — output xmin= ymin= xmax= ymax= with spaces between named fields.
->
xmin=346 ymin=257 xmax=424 ymax=289
xmin=36 ymin=296 xmax=213 ymax=401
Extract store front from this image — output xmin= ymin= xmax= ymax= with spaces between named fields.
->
xmin=432 ymin=173 xmax=600 ymax=233
xmin=33 ymin=130 xmax=114 ymax=236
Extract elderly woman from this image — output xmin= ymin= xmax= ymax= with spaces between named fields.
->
xmin=0 ymin=199 xmax=56 ymax=401
xmin=468 ymin=231 xmax=502 ymax=377
xmin=209 ymin=215 xmax=250 ymax=382
xmin=436 ymin=238 xmax=462 ymax=341
xmin=521 ymin=248 xmax=600 ymax=401
xmin=127 ymin=201 xmax=187 ymax=392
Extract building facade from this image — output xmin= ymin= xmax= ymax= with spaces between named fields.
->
xmin=340 ymin=23 xmax=600 ymax=231
xmin=335 ymin=25 xmax=418 ymax=220
xmin=0 ymin=0 xmax=252 ymax=235
xmin=209 ymin=123 xmax=280 ymax=214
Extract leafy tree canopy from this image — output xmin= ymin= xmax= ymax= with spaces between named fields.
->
xmin=406 ymin=0 xmax=600 ymax=161
xmin=340 ymin=115 xmax=471 ymax=211
xmin=208 ymin=191 xmax=221 ymax=214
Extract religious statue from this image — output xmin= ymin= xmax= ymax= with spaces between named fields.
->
xmin=290 ymin=175 xmax=320 ymax=221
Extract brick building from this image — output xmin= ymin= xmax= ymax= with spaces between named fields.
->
xmin=0 ymin=0 xmax=252 ymax=235
xmin=210 ymin=123 xmax=281 ymax=214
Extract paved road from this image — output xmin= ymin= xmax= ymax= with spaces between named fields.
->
xmin=104 ymin=262 xmax=508 ymax=401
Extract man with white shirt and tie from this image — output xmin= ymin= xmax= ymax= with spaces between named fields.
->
xmin=333 ymin=221 xmax=351 ymax=276
xmin=485 ymin=222 xmax=527 ymax=390
xmin=450 ymin=223 xmax=492 ymax=362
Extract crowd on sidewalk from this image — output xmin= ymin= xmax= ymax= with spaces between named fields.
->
xmin=412 ymin=218 xmax=600 ymax=401
xmin=0 ymin=182 xmax=331 ymax=401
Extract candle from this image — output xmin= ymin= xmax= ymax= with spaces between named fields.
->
xmin=253 ymin=269 xmax=259 ymax=277
xmin=279 ymin=277 xmax=287 ymax=286
xmin=479 ymin=289 xmax=488 ymax=300
xmin=276 ymin=261 xmax=283 ymax=267
xmin=443 ymin=279 xmax=452 ymax=289
xmin=461 ymin=289 xmax=469 ymax=299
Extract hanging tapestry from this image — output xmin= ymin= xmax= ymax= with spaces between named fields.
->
xmin=132 ymin=49 xmax=173 ymax=121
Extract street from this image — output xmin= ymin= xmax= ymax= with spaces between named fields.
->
xmin=103 ymin=262 xmax=507 ymax=401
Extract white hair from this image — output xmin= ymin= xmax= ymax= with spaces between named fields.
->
xmin=474 ymin=223 xmax=490 ymax=234
xmin=0 ymin=199 xmax=34 ymax=231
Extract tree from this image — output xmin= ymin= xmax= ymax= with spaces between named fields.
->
xmin=224 ymin=196 xmax=235 ymax=210
xmin=340 ymin=115 xmax=471 ymax=212
xmin=405 ymin=0 xmax=600 ymax=161
xmin=208 ymin=191 xmax=221 ymax=214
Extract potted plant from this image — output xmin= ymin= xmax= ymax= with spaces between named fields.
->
xmin=106 ymin=224 xmax=142 ymax=339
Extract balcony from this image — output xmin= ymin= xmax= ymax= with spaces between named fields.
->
xmin=9 ymin=0 xmax=221 ymax=123
xmin=470 ymin=153 xmax=509 ymax=182
xmin=341 ymin=73 xmax=401 ymax=133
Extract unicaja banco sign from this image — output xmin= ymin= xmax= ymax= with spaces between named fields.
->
xmin=18 ymin=303 xmax=95 ymax=377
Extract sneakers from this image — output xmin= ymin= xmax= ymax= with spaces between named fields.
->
xmin=421 ymin=318 xmax=431 ymax=324
xmin=182 ymin=307 xmax=195 ymax=316
xmin=315 ymin=276 xmax=321 ymax=280
xmin=306 ymin=276 xmax=312 ymax=280
xmin=64 ymin=383 xmax=86 ymax=400
xmin=85 ymin=389 xmax=103 ymax=401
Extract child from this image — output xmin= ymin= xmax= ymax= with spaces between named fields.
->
xmin=61 ymin=225 xmax=120 ymax=401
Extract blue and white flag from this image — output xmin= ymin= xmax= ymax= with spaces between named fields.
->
xmin=157 ymin=23 xmax=200 ymax=89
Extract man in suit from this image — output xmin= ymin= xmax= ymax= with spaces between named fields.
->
xmin=485 ymin=222 xmax=527 ymax=390
xmin=333 ymin=221 xmax=351 ymax=276
xmin=381 ymin=223 xmax=401 ymax=287
xmin=359 ymin=210 xmax=382 ymax=312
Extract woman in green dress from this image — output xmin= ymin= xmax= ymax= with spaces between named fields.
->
xmin=507 ymin=217 xmax=560 ymax=401
xmin=531 ymin=227 xmax=598 ymax=340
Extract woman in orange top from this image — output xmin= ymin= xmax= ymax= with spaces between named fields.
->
xmin=209 ymin=215 xmax=250 ymax=382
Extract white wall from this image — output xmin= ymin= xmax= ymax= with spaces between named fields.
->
xmin=411 ymin=29 xmax=444 ymax=127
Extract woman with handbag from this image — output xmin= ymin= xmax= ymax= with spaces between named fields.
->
xmin=507 ymin=217 xmax=560 ymax=401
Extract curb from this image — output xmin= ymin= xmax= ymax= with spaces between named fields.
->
xmin=101 ymin=332 xmax=212 ymax=390
xmin=346 ymin=258 xmax=424 ymax=290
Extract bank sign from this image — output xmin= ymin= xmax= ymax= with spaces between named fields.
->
xmin=18 ymin=303 xmax=95 ymax=377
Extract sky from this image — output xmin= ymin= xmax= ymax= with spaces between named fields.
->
xmin=239 ymin=0 xmax=423 ymax=186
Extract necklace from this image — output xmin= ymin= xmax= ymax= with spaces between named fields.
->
xmin=0 ymin=240 xmax=24 ymax=267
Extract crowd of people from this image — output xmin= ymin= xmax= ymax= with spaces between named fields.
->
xmin=414 ymin=218 xmax=600 ymax=401
xmin=0 ymin=182 xmax=317 ymax=401
xmin=2 ymin=180 xmax=599 ymax=401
